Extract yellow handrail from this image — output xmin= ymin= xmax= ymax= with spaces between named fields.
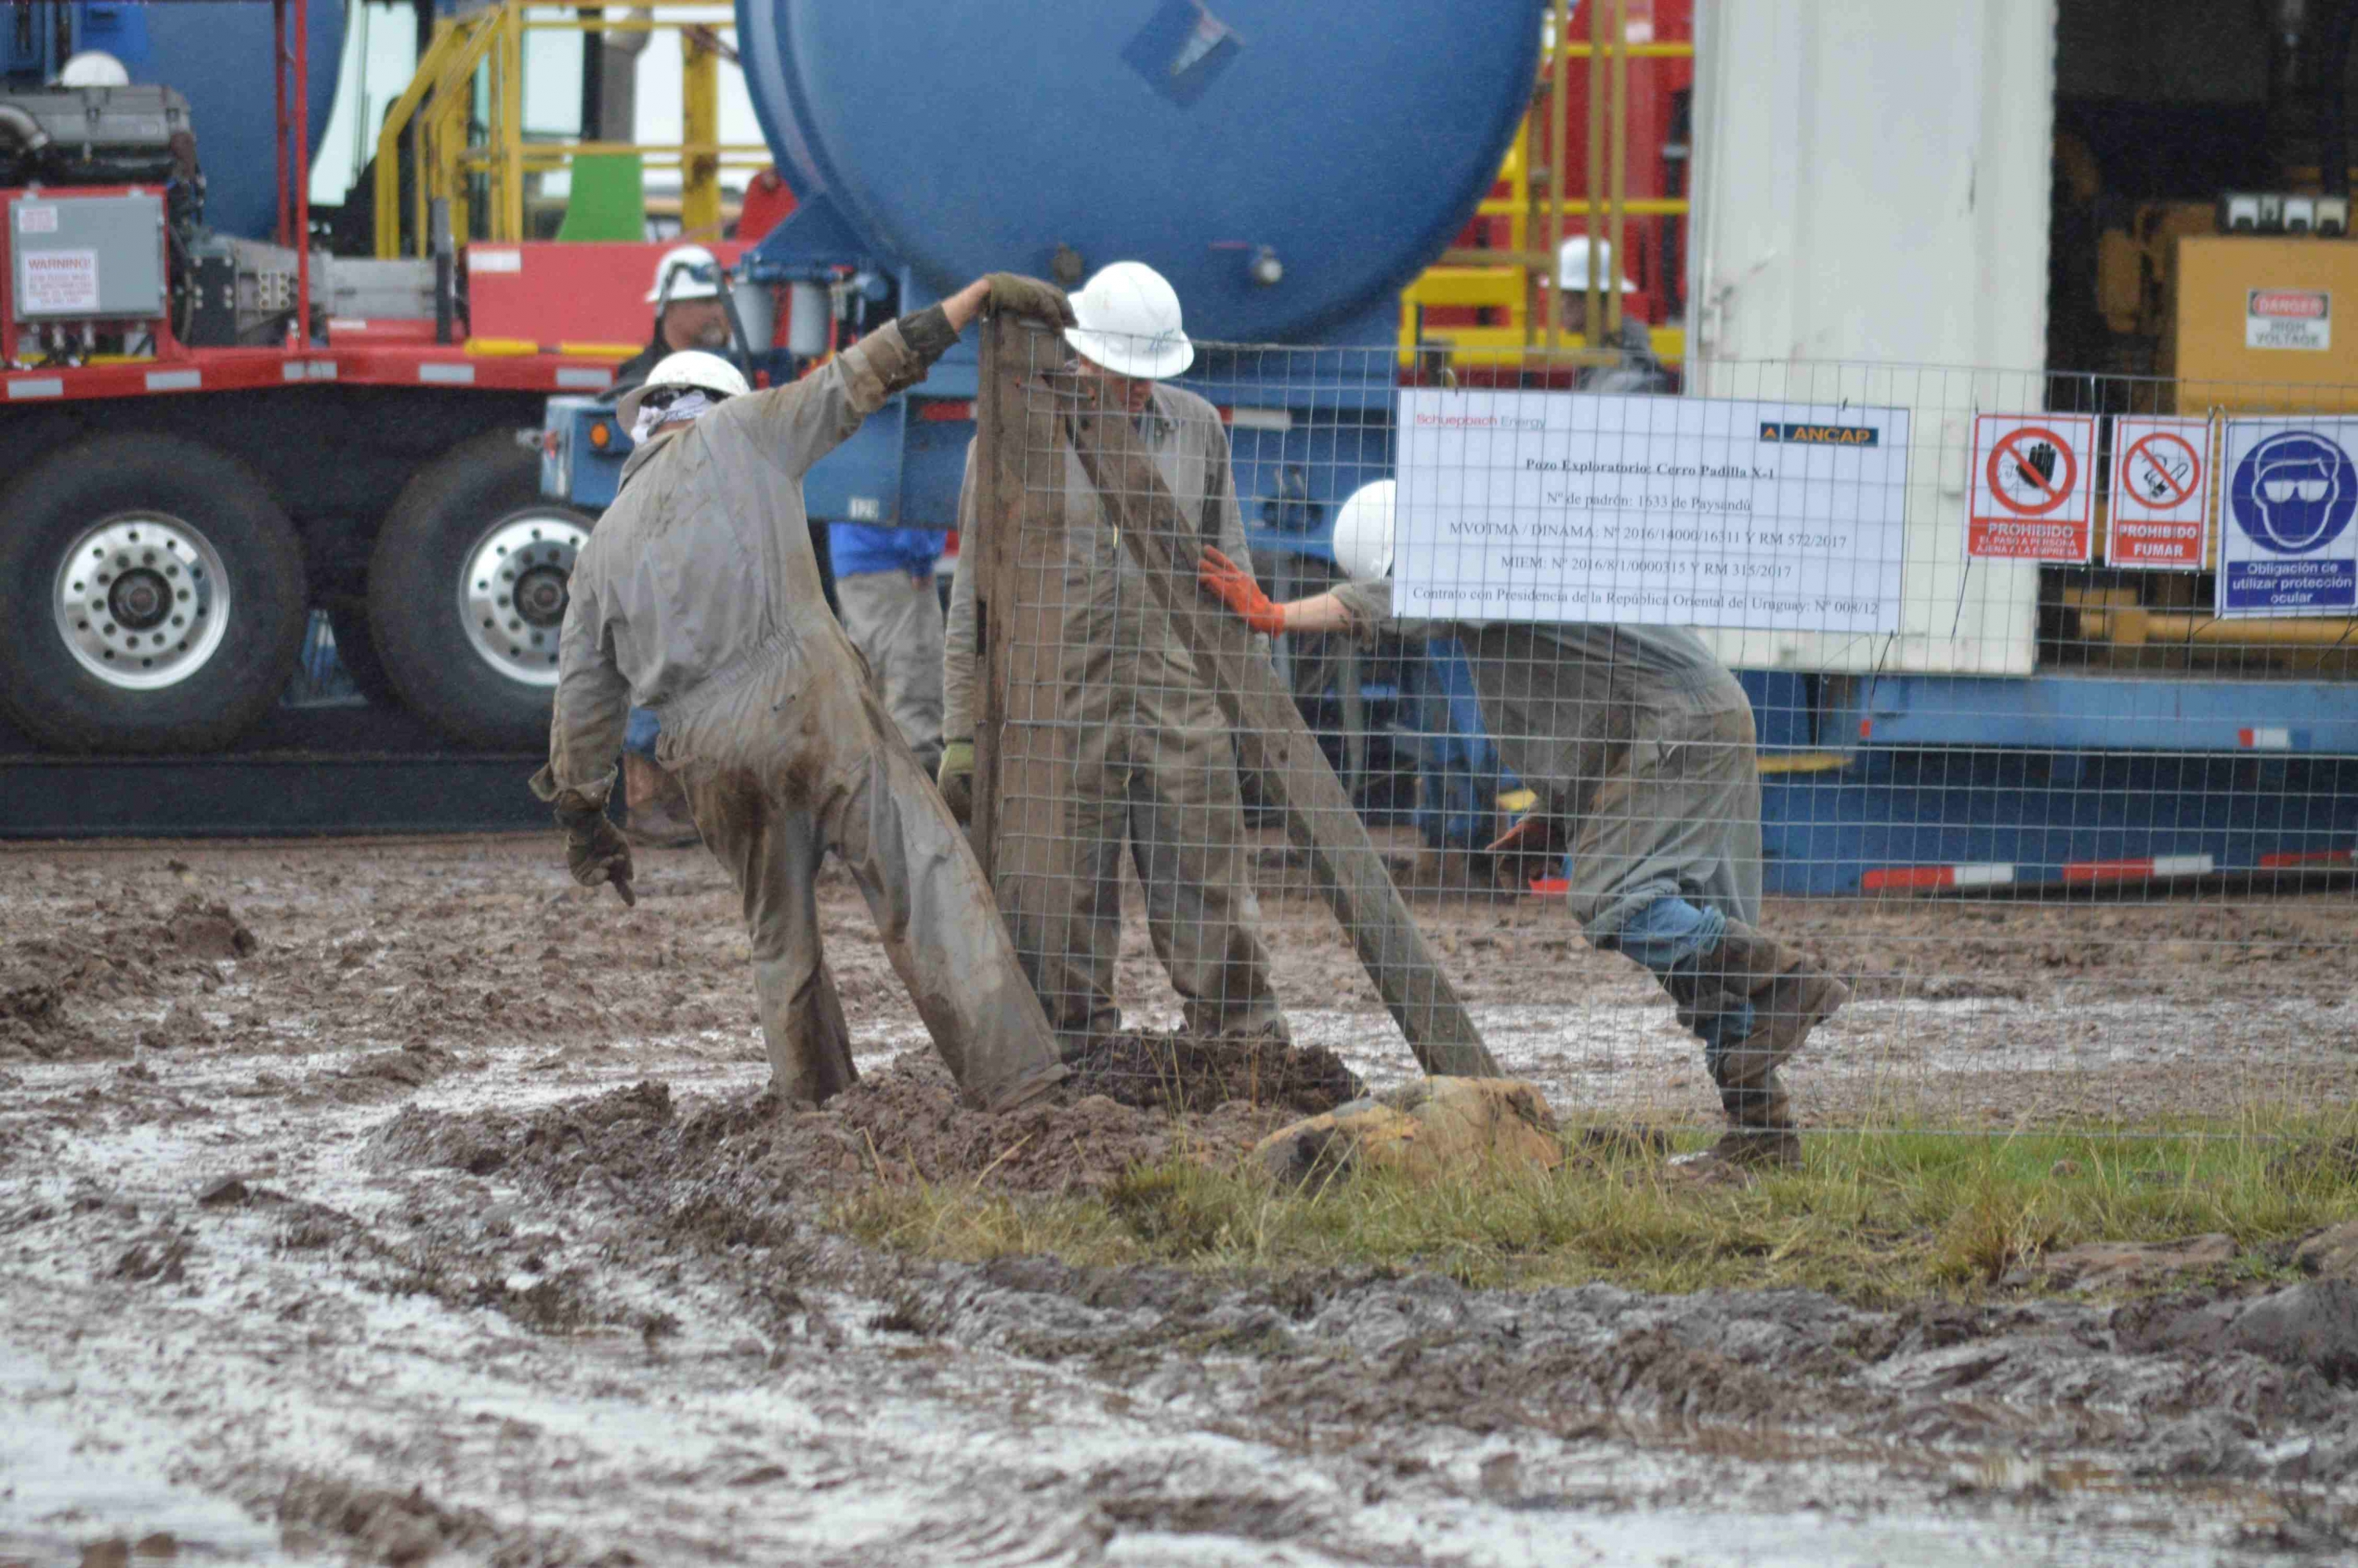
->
xmin=1399 ymin=6 xmax=1694 ymax=369
xmin=373 ymin=0 xmax=747 ymax=259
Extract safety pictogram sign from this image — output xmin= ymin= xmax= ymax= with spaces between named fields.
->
xmin=2218 ymin=417 xmax=2358 ymax=616
xmin=2106 ymin=415 xmax=2212 ymax=571
xmin=1970 ymin=413 xmax=2096 ymax=562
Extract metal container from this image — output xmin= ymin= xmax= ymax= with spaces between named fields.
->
xmin=734 ymin=0 xmax=1543 ymax=342
xmin=11 ymin=1 xmax=348 ymax=244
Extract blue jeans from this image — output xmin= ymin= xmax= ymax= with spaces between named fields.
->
xmin=625 ymin=707 xmax=661 ymax=759
xmin=1599 ymin=894 xmax=1754 ymax=1059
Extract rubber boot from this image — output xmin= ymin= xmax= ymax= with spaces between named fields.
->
xmin=1663 ymin=922 xmax=1846 ymax=1174
xmin=1666 ymin=921 xmax=1849 ymax=1088
xmin=1676 ymin=1074 xmax=1802 ymax=1171
xmin=624 ymin=754 xmax=703 ymax=849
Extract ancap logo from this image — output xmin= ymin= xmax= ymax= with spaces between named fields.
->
xmin=1759 ymin=422 xmax=1879 ymax=447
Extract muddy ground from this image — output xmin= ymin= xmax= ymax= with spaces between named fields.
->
xmin=5 ymin=835 xmax=2358 ymax=1564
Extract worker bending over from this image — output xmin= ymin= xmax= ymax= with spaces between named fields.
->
xmin=533 ymin=274 xmax=1078 ymax=1113
xmin=941 ymin=261 xmax=1288 ymax=1052
xmin=1199 ymin=481 xmax=1848 ymax=1170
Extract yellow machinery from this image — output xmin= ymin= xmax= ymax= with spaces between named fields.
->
xmin=2169 ymin=235 xmax=2358 ymax=413
xmin=1397 ymin=0 xmax=1689 ymax=369
xmin=373 ymin=0 xmax=772 ymax=259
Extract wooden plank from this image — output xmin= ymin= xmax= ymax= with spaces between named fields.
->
xmin=1047 ymin=357 xmax=1499 ymax=1079
xmin=969 ymin=318 xmax=1072 ymax=915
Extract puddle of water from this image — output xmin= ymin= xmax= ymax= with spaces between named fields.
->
xmin=0 ymin=1347 xmax=309 ymax=1567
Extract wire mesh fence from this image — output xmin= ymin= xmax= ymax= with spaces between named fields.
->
xmin=949 ymin=315 xmax=2358 ymax=1137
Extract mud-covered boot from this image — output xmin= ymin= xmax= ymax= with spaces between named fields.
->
xmin=1673 ymin=1076 xmax=1802 ymax=1174
xmin=623 ymin=754 xmax=702 ymax=849
xmin=1667 ymin=922 xmax=1849 ymax=1087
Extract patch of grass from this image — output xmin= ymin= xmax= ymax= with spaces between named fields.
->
xmin=829 ymin=1112 xmax=2358 ymax=1305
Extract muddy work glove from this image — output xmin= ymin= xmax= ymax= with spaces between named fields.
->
xmin=1198 ymin=547 xmax=1287 ymax=635
xmin=982 ymin=273 xmax=1077 ymax=328
xmin=938 ymin=739 xmax=975 ymax=826
xmin=555 ymin=799 xmax=636 ymax=907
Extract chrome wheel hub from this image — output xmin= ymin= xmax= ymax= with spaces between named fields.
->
xmin=53 ymin=513 xmax=230 ymax=690
xmin=460 ymin=511 xmax=589 ymax=687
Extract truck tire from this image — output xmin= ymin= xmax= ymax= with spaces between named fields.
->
xmin=366 ymin=431 xmax=594 ymax=751
xmin=0 ymin=434 xmax=307 ymax=754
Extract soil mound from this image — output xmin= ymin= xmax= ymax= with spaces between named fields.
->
xmin=373 ymin=1053 xmax=1293 ymax=1204
xmin=1064 ymin=1030 xmax=1363 ymax=1116
xmin=0 ymin=957 xmax=115 ymax=1062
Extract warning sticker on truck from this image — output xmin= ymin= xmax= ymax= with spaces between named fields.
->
xmin=18 ymin=249 xmax=100 ymax=315
xmin=2247 ymin=289 xmax=2331 ymax=351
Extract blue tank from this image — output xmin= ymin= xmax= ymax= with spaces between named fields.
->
xmin=5 ymin=2 xmax=347 ymax=244
xmin=735 ymin=0 xmax=1541 ymax=343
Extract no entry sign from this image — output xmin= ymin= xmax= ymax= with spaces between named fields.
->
xmin=1970 ymin=414 xmax=2096 ymax=562
xmin=2106 ymin=415 xmax=2212 ymax=571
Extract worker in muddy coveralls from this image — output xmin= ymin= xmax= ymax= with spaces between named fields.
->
xmin=938 ymin=261 xmax=1289 ymax=1052
xmin=532 ymin=274 xmax=1078 ymax=1114
xmin=611 ymin=244 xmax=736 ymax=848
xmin=1198 ymin=481 xmax=1849 ymax=1170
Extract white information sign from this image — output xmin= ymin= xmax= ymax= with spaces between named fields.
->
xmin=1392 ymin=390 xmax=1910 ymax=633
xmin=18 ymin=249 xmax=99 ymax=315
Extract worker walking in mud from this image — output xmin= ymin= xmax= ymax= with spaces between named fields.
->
xmin=939 ymin=261 xmax=1289 ymax=1053
xmin=533 ymin=274 xmax=1080 ymax=1114
xmin=1198 ymin=480 xmax=1849 ymax=1170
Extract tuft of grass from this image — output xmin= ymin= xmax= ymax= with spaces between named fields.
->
xmin=828 ymin=1111 xmax=2358 ymax=1305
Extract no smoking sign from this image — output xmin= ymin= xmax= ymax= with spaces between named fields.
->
xmin=1970 ymin=414 xmax=2097 ymax=562
xmin=2106 ymin=415 xmax=2212 ymax=571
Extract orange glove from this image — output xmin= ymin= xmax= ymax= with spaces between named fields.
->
xmin=1198 ymin=547 xmax=1286 ymax=635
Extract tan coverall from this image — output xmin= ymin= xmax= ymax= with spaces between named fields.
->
xmin=534 ymin=314 xmax=1067 ymax=1111
xmin=944 ymin=381 xmax=1287 ymax=1047
xmin=1331 ymin=582 xmax=1763 ymax=942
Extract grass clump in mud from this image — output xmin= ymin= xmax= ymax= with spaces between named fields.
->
xmin=835 ymin=1113 xmax=2358 ymax=1305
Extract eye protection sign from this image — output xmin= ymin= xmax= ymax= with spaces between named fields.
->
xmin=2218 ymin=419 xmax=2358 ymax=616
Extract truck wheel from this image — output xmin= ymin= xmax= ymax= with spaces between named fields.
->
xmin=0 ymin=434 xmax=307 ymax=753
xmin=367 ymin=430 xmax=593 ymax=750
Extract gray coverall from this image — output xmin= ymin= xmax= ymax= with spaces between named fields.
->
xmin=534 ymin=314 xmax=1067 ymax=1111
xmin=832 ymin=565 xmax=946 ymax=778
xmin=944 ymin=381 xmax=1287 ymax=1046
xmin=1331 ymin=579 xmax=1759 ymax=942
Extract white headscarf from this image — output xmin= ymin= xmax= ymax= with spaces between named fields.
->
xmin=630 ymin=388 xmax=714 ymax=443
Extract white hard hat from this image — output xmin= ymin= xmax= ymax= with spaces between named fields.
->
xmin=1557 ymin=235 xmax=1638 ymax=293
xmin=614 ymin=350 xmax=748 ymax=430
xmin=645 ymin=243 xmax=724 ymax=304
xmin=57 ymin=50 xmax=130 ymax=88
xmin=1064 ymin=260 xmax=1195 ymax=380
xmin=1331 ymin=479 xmax=1397 ymax=582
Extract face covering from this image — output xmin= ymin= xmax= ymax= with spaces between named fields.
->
xmin=631 ymin=387 xmax=714 ymax=443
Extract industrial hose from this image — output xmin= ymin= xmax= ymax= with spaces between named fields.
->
xmin=0 ymin=101 xmax=52 ymax=157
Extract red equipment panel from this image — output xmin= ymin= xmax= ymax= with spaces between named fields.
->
xmin=462 ymin=241 xmax=747 ymax=349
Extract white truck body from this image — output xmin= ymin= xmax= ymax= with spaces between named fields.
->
xmin=1685 ymin=0 xmax=2058 ymax=676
